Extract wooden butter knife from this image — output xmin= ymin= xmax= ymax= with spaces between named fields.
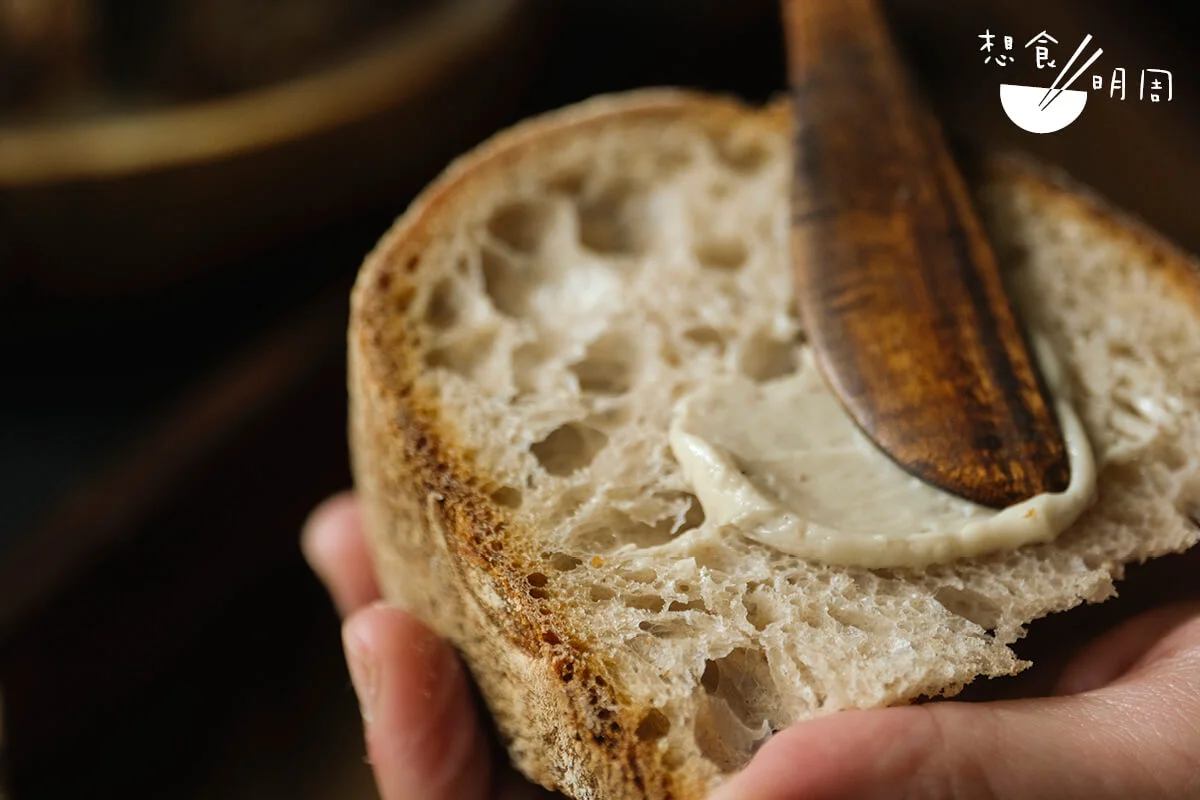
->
xmin=783 ymin=0 xmax=1071 ymax=508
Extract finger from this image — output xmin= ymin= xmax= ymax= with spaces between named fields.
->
xmin=343 ymin=604 xmax=495 ymax=800
xmin=1055 ymin=601 xmax=1200 ymax=695
xmin=301 ymin=491 xmax=381 ymax=615
xmin=711 ymin=607 xmax=1200 ymax=800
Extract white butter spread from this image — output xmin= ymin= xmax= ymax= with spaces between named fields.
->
xmin=668 ymin=345 xmax=1097 ymax=568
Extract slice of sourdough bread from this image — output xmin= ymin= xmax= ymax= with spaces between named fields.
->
xmin=348 ymin=89 xmax=1200 ymax=799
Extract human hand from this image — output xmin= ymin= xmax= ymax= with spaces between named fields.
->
xmin=304 ymin=492 xmax=1200 ymax=800
xmin=302 ymin=492 xmax=560 ymax=800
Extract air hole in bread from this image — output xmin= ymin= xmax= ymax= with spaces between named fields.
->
xmin=527 ymin=572 xmax=549 ymax=587
xmin=652 ymin=618 xmax=700 ymax=638
xmin=481 ymin=246 xmax=533 ymax=317
xmin=825 ymin=604 xmax=874 ymax=633
xmin=628 ymin=596 xmax=666 ymax=612
xmin=744 ymin=595 xmax=774 ymax=631
xmin=635 ymin=709 xmax=672 ymax=742
xmin=741 ymin=333 xmax=798 ymax=382
xmin=703 ymin=648 xmax=774 ymax=729
xmin=687 ymin=540 xmax=738 ymax=574
xmin=685 ymin=326 xmax=726 ymax=351
xmin=425 ymin=342 xmax=486 ymax=377
xmin=423 ymin=279 xmax=459 ymax=328
xmin=682 ymin=495 xmax=706 ymax=532
xmin=589 ymin=585 xmax=616 ymax=602
xmin=571 ymin=331 xmax=635 ymax=394
xmin=625 ymin=567 xmax=659 ymax=583
xmin=548 ymin=553 xmax=582 ymax=571
xmin=609 ymin=511 xmax=690 ymax=549
xmin=393 ymin=284 xmax=415 ymax=314
xmin=577 ymin=179 xmax=650 ymax=255
xmin=694 ymin=237 xmax=748 ymax=271
xmin=700 ymin=660 xmax=721 ymax=693
xmin=529 ymin=586 xmax=549 ymax=600
xmin=714 ymin=134 xmax=770 ymax=173
xmin=491 ymin=486 xmax=523 ymax=509
xmin=696 ymin=705 xmax=770 ymax=774
xmin=652 ymin=492 xmax=707 ymax=536
xmin=531 ymin=423 xmax=608 ymax=476
xmin=667 ymin=598 xmax=708 ymax=613
xmin=487 ymin=200 xmax=556 ymax=253
xmin=545 ymin=167 xmax=587 ymax=197
xmin=934 ymin=586 xmax=1003 ymax=630
xmin=694 ymin=703 xmax=754 ymax=773
xmin=556 ymin=488 xmax=590 ymax=519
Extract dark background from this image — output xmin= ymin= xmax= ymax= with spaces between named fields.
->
xmin=1 ymin=1 xmax=1197 ymax=796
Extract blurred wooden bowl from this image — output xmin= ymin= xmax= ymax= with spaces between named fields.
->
xmin=0 ymin=0 xmax=543 ymax=295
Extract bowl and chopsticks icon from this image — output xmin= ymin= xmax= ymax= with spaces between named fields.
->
xmin=1001 ymin=35 xmax=1103 ymax=133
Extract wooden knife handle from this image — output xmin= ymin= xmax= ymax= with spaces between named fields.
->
xmin=783 ymin=0 xmax=1070 ymax=508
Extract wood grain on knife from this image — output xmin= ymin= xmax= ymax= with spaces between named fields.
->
xmin=783 ymin=0 xmax=1070 ymax=508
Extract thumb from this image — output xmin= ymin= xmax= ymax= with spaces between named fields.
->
xmin=710 ymin=604 xmax=1200 ymax=800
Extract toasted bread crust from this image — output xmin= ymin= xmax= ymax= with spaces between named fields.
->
xmin=349 ymin=90 xmax=1200 ymax=799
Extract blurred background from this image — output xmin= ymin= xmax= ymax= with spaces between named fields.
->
xmin=0 ymin=0 xmax=1196 ymax=796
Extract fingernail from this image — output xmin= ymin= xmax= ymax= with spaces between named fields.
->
xmin=300 ymin=512 xmax=328 ymax=579
xmin=343 ymin=623 xmax=378 ymax=725
xmin=299 ymin=493 xmax=351 ymax=578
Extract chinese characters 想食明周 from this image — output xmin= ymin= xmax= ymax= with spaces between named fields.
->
xmin=980 ymin=29 xmax=1174 ymax=103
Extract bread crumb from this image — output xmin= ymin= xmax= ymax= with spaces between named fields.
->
xmin=591 ymin=556 xmax=604 ymax=567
